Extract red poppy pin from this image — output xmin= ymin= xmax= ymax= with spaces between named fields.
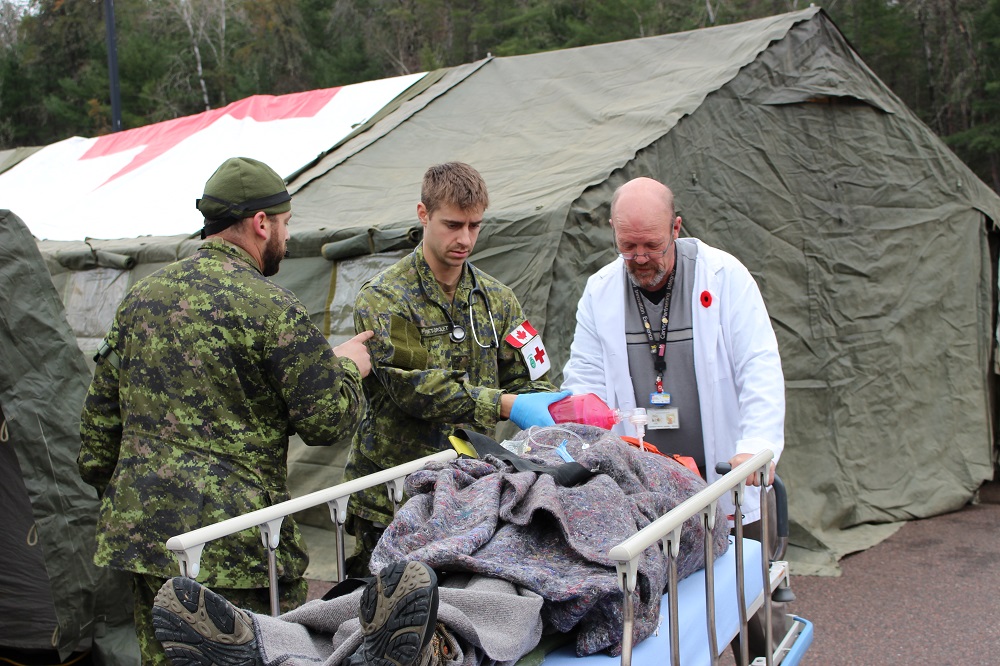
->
xmin=700 ymin=291 xmax=713 ymax=307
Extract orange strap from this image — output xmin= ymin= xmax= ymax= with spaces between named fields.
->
xmin=619 ymin=436 xmax=701 ymax=478
xmin=620 ymin=435 xmax=665 ymax=456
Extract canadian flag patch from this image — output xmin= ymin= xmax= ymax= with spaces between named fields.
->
xmin=505 ymin=320 xmax=538 ymax=348
xmin=506 ymin=320 xmax=550 ymax=380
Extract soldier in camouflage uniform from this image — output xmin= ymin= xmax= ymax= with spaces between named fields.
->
xmin=344 ymin=162 xmax=569 ymax=575
xmin=78 ymin=157 xmax=373 ymax=666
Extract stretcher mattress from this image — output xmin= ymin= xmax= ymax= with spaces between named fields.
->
xmin=541 ymin=537 xmax=764 ymax=666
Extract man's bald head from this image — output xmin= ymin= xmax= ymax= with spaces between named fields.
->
xmin=609 ymin=177 xmax=682 ymax=291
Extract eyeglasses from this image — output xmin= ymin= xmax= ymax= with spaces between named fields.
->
xmin=616 ymin=247 xmax=671 ymax=261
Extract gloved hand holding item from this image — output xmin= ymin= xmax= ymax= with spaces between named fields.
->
xmin=509 ymin=390 xmax=571 ymax=429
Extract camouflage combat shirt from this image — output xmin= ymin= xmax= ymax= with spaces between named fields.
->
xmin=78 ymin=240 xmax=364 ymax=588
xmin=345 ymin=245 xmax=555 ymax=526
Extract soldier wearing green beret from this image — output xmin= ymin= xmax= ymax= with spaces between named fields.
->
xmin=78 ymin=157 xmax=373 ymax=666
xmin=343 ymin=162 xmax=569 ymax=575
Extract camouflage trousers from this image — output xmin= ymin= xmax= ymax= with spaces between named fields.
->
xmin=131 ymin=573 xmax=308 ymax=666
xmin=343 ymin=515 xmax=387 ymax=579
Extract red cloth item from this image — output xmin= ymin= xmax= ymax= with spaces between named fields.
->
xmin=619 ymin=436 xmax=701 ymax=478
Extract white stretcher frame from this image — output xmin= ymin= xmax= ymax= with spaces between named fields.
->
xmin=164 ymin=448 xmax=812 ymax=666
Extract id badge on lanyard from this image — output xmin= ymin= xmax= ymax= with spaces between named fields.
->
xmin=648 ymin=391 xmax=679 ymax=431
xmin=648 ymin=407 xmax=679 ymax=429
xmin=632 ymin=264 xmax=680 ymax=430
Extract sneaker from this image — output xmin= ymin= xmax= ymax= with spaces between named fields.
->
xmin=152 ymin=577 xmax=258 ymax=666
xmin=349 ymin=561 xmax=440 ymax=666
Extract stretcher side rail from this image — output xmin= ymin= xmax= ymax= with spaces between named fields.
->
xmin=164 ymin=447 xmax=805 ymax=665
xmin=608 ymin=449 xmax=777 ymax=666
xmin=164 ymin=449 xmax=458 ymax=615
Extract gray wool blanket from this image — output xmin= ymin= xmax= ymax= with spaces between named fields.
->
xmin=371 ymin=424 xmax=730 ymax=657
xmin=253 ymin=574 xmax=544 ymax=666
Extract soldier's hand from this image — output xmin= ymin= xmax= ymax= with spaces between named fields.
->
xmin=508 ymin=390 xmax=571 ymax=429
xmin=334 ymin=330 xmax=374 ymax=378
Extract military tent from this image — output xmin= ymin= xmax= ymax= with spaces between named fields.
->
xmin=0 ymin=211 xmax=136 ymax=665
xmin=280 ymin=5 xmax=1000 ymax=574
xmin=7 ymin=17 xmax=997 ymax=658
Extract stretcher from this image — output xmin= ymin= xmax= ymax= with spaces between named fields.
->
xmin=165 ymin=447 xmax=812 ymax=666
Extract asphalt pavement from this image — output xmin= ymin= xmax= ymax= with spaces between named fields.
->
xmin=784 ymin=480 xmax=1000 ymax=664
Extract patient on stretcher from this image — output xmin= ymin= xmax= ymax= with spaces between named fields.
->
xmin=152 ymin=424 xmax=730 ymax=666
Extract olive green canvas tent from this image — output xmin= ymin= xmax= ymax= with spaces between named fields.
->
xmin=1 ymin=211 xmax=137 ymax=665
xmin=13 ymin=18 xmax=999 ymax=660
xmin=280 ymin=5 xmax=1000 ymax=574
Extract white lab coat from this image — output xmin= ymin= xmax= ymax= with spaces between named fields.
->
xmin=561 ymin=238 xmax=785 ymax=523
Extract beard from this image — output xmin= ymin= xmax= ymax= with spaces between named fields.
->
xmin=261 ymin=232 xmax=285 ymax=277
xmin=625 ymin=262 xmax=668 ymax=290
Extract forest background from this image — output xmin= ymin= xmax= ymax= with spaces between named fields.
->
xmin=1 ymin=0 xmax=998 ymax=193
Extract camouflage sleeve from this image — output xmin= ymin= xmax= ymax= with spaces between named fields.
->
xmin=354 ymin=286 xmax=503 ymax=427
xmin=78 ymin=348 xmax=123 ymax=496
xmin=494 ymin=289 xmax=558 ymax=395
xmin=265 ymin=301 xmax=364 ymax=446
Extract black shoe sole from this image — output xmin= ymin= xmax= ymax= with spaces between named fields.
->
xmin=355 ymin=561 xmax=439 ymax=666
xmin=152 ymin=577 xmax=258 ymax=666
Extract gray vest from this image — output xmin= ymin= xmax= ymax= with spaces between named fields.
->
xmin=623 ymin=239 xmax=705 ymax=468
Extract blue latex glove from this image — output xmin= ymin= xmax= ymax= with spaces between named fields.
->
xmin=509 ymin=390 xmax=571 ymax=429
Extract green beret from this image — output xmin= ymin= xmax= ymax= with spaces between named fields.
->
xmin=197 ymin=157 xmax=291 ymax=238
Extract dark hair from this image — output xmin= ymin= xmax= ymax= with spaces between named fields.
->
xmin=421 ymin=162 xmax=489 ymax=216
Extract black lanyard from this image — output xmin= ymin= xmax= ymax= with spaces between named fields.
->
xmin=630 ymin=266 xmax=676 ymax=394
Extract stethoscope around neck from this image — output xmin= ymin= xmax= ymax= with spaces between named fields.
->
xmin=438 ymin=264 xmax=499 ymax=348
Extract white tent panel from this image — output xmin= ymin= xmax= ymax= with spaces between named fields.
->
xmin=0 ymin=73 xmax=424 ymax=242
